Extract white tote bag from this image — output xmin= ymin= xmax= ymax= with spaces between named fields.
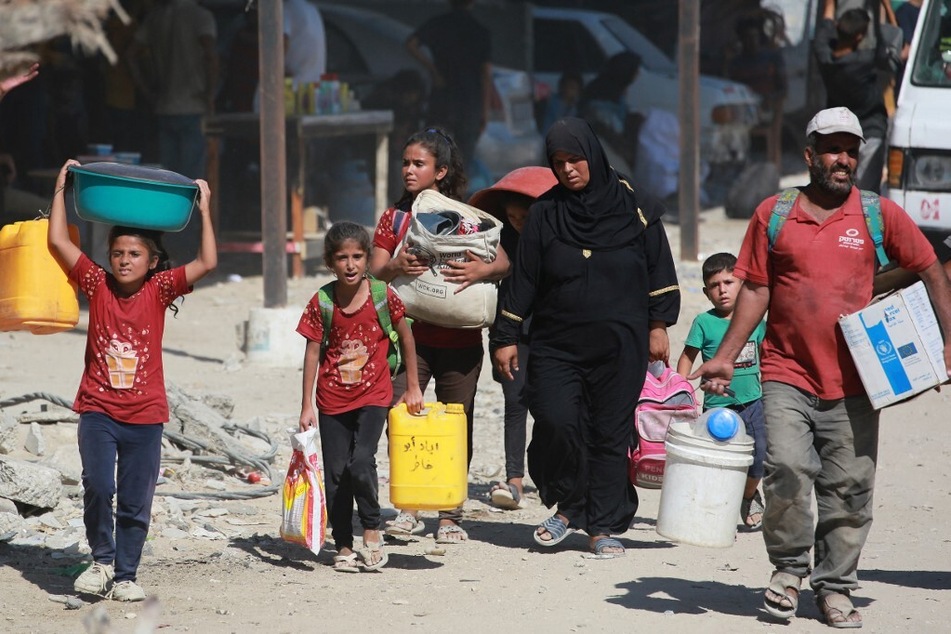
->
xmin=391 ymin=189 xmax=502 ymax=328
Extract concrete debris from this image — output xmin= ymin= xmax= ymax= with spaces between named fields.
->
xmin=0 ymin=413 xmax=17 ymax=454
xmin=24 ymin=422 xmax=45 ymax=456
xmin=0 ymin=510 xmax=24 ymax=541
xmin=17 ymin=410 xmax=79 ymax=425
xmin=0 ymin=456 xmax=62 ymax=508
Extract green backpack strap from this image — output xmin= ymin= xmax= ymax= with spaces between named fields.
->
xmin=766 ymin=188 xmax=800 ymax=252
xmin=859 ymin=189 xmax=891 ymax=269
xmin=369 ymin=278 xmax=402 ymax=375
xmin=316 ymin=281 xmax=336 ymax=351
xmin=767 ymin=187 xmax=891 ymax=269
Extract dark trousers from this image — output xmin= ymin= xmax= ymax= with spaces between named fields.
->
xmin=77 ymin=412 xmax=163 ymax=583
xmin=318 ymin=406 xmax=388 ymax=550
xmin=527 ymin=353 xmax=640 ymax=536
xmin=493 ymin=341 xmax=530 ymax=481
xmin=391 ymin=343 xmax=483 ymax=523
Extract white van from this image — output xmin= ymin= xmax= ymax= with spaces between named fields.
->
xmin=887 ymin=0 xmax=951 ymax=243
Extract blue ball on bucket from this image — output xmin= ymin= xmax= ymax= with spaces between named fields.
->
xmin=68 ymin=163 xmax=199 ymax=232
xmin=704 ymin=408 xmax=741 ymax=441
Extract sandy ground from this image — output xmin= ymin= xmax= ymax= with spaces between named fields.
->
xmin=1 ymin=178 xmax=950 ymax=633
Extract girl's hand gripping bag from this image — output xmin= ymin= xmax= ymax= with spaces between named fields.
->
xmin=280 ymin=428 xmax=327 ymax=555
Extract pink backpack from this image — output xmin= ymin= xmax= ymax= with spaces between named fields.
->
xmin=628 ymin=367 xmax=698 ymax=489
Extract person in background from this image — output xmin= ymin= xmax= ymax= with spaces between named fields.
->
xmin=895 ymin=0 xmax=923 ymax=92
xmin=539 ymin=71 xmax=583 ymax=134
xmin=491 ymin=118 xmax=680 ymax=559
xmin=691 ymin=107 xmax=951 ymax=629
xmin=127 ymin=0 xmax=218 ymax=259
xmin=297 ymin=222 xmax=422 ymax=572
xmin=579 ymin=52 xmax=643 ymax=172
xmin=813 ymin=0 xmax=889 ymax=192
xmin=363 ymin=69 xmax=428 ymax=202
xmin=0 ymin=63 xmax=45 ymax=225
xmin=48 ymin=158 xmax=217 ymax=602
xmin=406 ymin=0 xmax=492 ymax=171
xmin=676 ymin=252 xmax=767 ymax=531
xmin=0 ymin=63 xmax=38 ymax=103
xmin=726 ymin=12 xmax=787 ymax=169
xmin=468 ymin=166 xmax=558 ymax=509
xmin=372 ymin=127 xmax=510 ymax=543
xmin=283 ymin=0 xmax=326 ymax=86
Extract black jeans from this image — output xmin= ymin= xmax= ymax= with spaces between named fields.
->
xmin=318 ymin=406 xmax=388 ymax=550
xmin=492 ymin=341 xmax=530 ymax=481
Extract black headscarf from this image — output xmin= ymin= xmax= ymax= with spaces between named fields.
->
xmin=543 ymin=117 xmax=645 ymax=250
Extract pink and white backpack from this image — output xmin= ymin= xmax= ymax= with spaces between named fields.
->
xmin=628 ymin=366 xmax=698 ymax=489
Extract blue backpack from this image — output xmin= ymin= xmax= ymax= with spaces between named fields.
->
xmin=766 ymin=187 xmax=891 ymax=269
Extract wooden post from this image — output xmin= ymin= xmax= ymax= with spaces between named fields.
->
xmin=678 ymin=0 xmax=700 ymax=262
xmin=258 ymin=0 xmax=287 ymax=307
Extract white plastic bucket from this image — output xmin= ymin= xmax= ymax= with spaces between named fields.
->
xmin=244 ymin=307 xmax=304 ymax=368
xmin=656 ymin=422 xmax=754 ymax=548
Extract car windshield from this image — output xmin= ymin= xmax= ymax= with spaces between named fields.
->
xmin=912 ymin=0 xmax=951 ymax=87
xmin=600 ymin=15 xmax=677 ymax=74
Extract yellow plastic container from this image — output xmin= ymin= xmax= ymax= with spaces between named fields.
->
xmin=388 ymin=402 xmax=468 ymax=510
xmin=0 ymin=219 xmax=80 ymax=334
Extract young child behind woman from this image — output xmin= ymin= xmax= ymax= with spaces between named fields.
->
xmin=47 ymin=159 xmax=218 ymax=601
xmin=297 ymin=222 xmax=423 ymax=572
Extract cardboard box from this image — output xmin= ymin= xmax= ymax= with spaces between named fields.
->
xmin=838 ymin=281 xmax=947 ymax=409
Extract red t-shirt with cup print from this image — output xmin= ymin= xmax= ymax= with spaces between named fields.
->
xmin=69 ymin=253 xmax=191 ymax=424
xmin=297 ymin=281 xmax=407 ymax=415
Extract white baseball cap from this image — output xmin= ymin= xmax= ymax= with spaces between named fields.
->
xmin=805 ymin=107 xmax=865 ymax=141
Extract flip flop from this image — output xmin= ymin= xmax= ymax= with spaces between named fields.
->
xmin=818 ymin=593 xmax=863 ymax=629
xmin=489 ymin=482 xmax=522 ymax=510
xmin=332 ymin=552 xmax=360 ymax=573
xmin=360 ymin=541 xmax=388 ymax=572
xmin=763 ymin=570 xmax=801 ymax=620
xmin=533 ymin=514 xmax=576 ymax=547
xmin=384 ymin=512 xmax=425 ymax=536
xmin=584 ymin=537 xmax=626 ymax=559
xmin=435 ymin=523 xmax=469 ymax=544
xmin=741 ymin=490 xmax=765 ymax=531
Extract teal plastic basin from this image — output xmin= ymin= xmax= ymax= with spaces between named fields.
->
xmin=68 ymin=163 xmax=199 ymax=232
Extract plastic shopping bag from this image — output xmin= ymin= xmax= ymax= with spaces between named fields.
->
xmin=280 ymin=427 xmax=327 ymax=555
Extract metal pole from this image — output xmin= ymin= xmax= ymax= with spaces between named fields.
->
xmin=258 ymin=0 xmax=287 ymax=307
xmin=678 ymin=0 xmax=700 ymax=262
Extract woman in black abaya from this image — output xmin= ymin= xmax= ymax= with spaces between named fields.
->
xmin=490 ymin=118 xmax=680 ymax=557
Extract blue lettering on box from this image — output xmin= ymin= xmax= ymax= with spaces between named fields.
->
xmin=860 ymin=315 xmax=912 ymax=395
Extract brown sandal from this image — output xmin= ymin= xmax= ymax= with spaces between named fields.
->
xmin=817 ymin=592 xmax=862 ymax=629
xmin=763 ymin=571 xmax=801 ymax=619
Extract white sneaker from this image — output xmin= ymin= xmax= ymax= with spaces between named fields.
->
xmin=109 ymin=580 xmax=146 ymax=602
xmin=73 ymin=562 xmax=114 ymax=596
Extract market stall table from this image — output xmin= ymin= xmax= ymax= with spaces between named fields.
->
xmin=202 ymin=110 xmax=394 ymax=277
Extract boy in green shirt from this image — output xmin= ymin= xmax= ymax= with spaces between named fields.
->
xmin=677 ymin=252 xmax=766 ymax=530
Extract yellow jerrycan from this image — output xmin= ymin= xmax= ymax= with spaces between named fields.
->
xmin=388 ymin=402 xmax=467 ymax=510
xmin=0 ymin=219 xmax=80 ymax=334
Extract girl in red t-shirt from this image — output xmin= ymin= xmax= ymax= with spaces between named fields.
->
xmin=47 ymin=159 xmax=218 ymax=601
xmin=298 ymin=222 xmax=423 ymax=572
xmin=370 ymin=127 xmax=510 ymax=543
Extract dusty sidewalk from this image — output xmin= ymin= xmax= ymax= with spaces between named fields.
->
xmin=1 ymin=199 xmax=950 ymax=633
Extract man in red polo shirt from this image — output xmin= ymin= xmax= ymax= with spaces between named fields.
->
xmin=691 ymin=107 xmax=951 ymax=629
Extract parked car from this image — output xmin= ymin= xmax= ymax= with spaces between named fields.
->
xmin=211 ymin=1 xmax=543 ymax=185
xmin=320 ymin=3 xmax=542 ymax=184
xmin=530 ymin=6 xmax=761 ymax=168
